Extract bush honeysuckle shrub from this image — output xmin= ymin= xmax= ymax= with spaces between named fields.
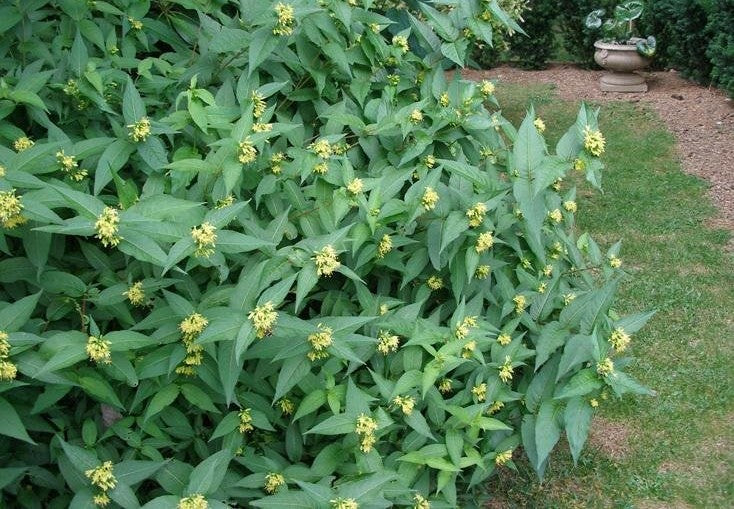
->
xmin=0 ymin=0 xmax=653 ymax=507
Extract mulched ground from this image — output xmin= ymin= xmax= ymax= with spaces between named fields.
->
xmin=463 ymin=64 xmax=734 ymax=235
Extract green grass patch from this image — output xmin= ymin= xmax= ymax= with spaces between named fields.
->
xmin=487 ymin=83 xmax=734 ymax=508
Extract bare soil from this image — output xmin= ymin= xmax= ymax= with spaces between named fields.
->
xmin=463 ymin=64 xmax=734 ymax=235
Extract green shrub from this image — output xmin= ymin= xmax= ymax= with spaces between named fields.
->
xmin=558 ymin=0 xmax=618 ymax=68
xmin=0 ymin=0 xmax=651 ymax=507
xmin=706 ymin=0 xmax=734 ymax=97
xmin=510 ymin=0 xmax=559 ymax=69
xmin=469 ymin=0 xmax=529 ymax=69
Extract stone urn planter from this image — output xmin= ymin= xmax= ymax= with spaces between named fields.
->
xmin=594 ymin=39 xmax=651 ymax=92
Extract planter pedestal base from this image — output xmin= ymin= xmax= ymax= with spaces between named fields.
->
xmin=599 ymin=71 xmax=648 ymax=93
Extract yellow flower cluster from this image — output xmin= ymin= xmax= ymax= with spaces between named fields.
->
xmin=123 ymin=281 xmax=145 ymax=306
xmin=252 ymin=122 xmax=272 ymax=133
xmin=273 ymin=2 xmax=295 ymax=36
xmin=609 ymin=255 xmax=622 ymax=268
xmin=0 ymin=164 xmax=5 ymax=177
xmin=267 ymin=152 xmax=285 ymax=174
xmin=176 ymin=312 xmax=208 ymax=375
xmin=583 ymin=126 xmax=605 ymax=156
xmin=128 ymin=17 xmax=143 ymax=30
xmin=496 ymin=333 xmax=512 ymax=346
xmin=438 ymin=378 xmax=452 ymax=394
xmin=178 ymin=494 xmax=208 ymax=509
xmin=475 ymin=231 xmax=494 ymax=253
xmin=426 ymin=275 xmax=443 ymax=290
xmin=0 ymin=331 xmax=17 ymax=381
xmin=248 ymin=301 xmax=278 ymax=338
xmin=479 ymin=80 xmax=495 ymax=97
xmin=455 ymin=316 xmax=478 ymax=340
xmin=13 ymin=137 xmax=34 ymax=152
xmin=495 ymin=449 xmax=513 ymax=466
xmin=392 ymin=395 xmax=415 ymax=415
xmin=534 ymin=118 xmax=546 ymax=133
xmin=307 ymin=324 xmax=334 ymax=361
xmin=563 ymin=293 xmax=577 ymax=305
xmin=466 ymin=202 xmax=487 ymax=228
xmin=409 ymin=109 xmax=423 ymax=124
xmin=498 ymin=355 xmax=514 ymax=383
xmin=95 ymin=207 xmax=122 ymax=247
xmin=573 ymin=158 xmax=586 ymax=172
xmin=513 ymin=294 xmax=527 ymax=314
xmin=56 ymin=149 xmax=87 ymax=181
xmin=93 ymin=493 xmax=110 ymax=507
xmin=487 ymin=400 xmax=504 ymax=415
xmin=596 ymin=357 xmax=614 ymax=377
xmin=377 ymin=330 xmax=399 ymax=355
xmin=313 ymin=245 xmax=341 ymax=276
xmin=421 ymin=187 xmax=439 ymax=211
xmin=86 ymin=335 xmax=112 ymax=364
xmin=552 ymin=178 xmax=563 ymax=191
xmin=127 ymin=117 xmax=151 ymax=142
xmin=413 ymin=493 xmax=431 ymax=509
xmin=191 ymin=222 xmax=217 ymax=258
xmin=312 ymin=161 xmax=328 ymax=174
xmin=542 ymin=264 xmax=554 ymax=277
xmin=461 ymin=340 xmax=476 ymax=359
xmin=423 ymin=154 xmax=436 ymax=168
xmin=279 ymin=398 xmax=294 ymax=415
xmin=386 ymin=74 xmax=400 ymax=86
xmin=347 ymin=178 xmax=363 ymax=195
xmin=563 ymin=200 xmax=577 ymax=213
xmin=0 ymin=189 xmax=26 ymax=229
xmin=309 ymin=139 xmax=333 ymax=159
xmin=215 ymin=195 xmax=235 ymax=209
xmin=331 ymin=498 xmax=359 ymax=509
xmin=264 ymin=472 xmax=285 ymax=494
xmin=376 ymin=234 xmax=392 ymax=258
xmin=590 ymin=398 xmax=599 ymax=408
xmin=439 ymin=92 xmax=450 ymax=107
xmin=238 ymin=138 xmax=257 ymax=164
xmin=475 ymin=265 xmax=491 ymax=279
xmin=392 ymin=35 xmax=409 ymax=54
xmin=252 ymin=91 xmax=267 ymax=119
xmin=355 ymin=413 xmax=378 ymax=453
xmin=238 ymin=408 xmax=254 ymax=433
xmin=379 ymin=303 xmax=389 ymax=315
xmin=472 ymin=382 xmax=487 ymax=402
xmin=609 ymin=327 xmax=631 ymax=352
xmin=548 ymin=208 xmax=563 ymax=223
xmin=537 ymin=282 xmax=547 ymax=294
xmin=85 ymin=461 xmax=117 ymax=505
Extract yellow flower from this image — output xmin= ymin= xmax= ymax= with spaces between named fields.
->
xmin=534 ymin=118 xmax=546 ymax=132
xmin=379 ymin=303 xmax=389 ymax=315
xmin=590 ymin=398 xmax=599 ymax=408
xmin=178 ymin=494 xmax=208 ymax=509
xmin=421 ymin=187 xmax=439 ymax=211
xmin=499 ymin=355 xmax=514 ymax=383
xmin=552 ymin=178 xmax=563 ymax=191
xmin=252 ymin=122 xmax=272 ymax=133
xmin=466 ymin=202 xmax=487 ymax=228
xmin=128 ymin=17 xmax=143 ymax=30
xmin=475 ymin=265 xmax=491 ymax=280
xmin=537 ymin=282 xmax=547 ymax=294
xmin=215 ymin=195 xmax=235 ymax=209
xmin=455 ymin=316 xmax=478 ymax=340
xmin=0 ymin=360 xmax=17 ymax=381
xmin=438 ymin=378 xmax=452 ymax=394
xmin=249 ymin=90 xmax=267 ymax=119
xmin=0 ymin=331 xmax=10 ymax=358
xmin=273 ymin=2 xmax=295 ymax=36
xmin=85 ymin=461 xmax=117 ymax=492
xmin=521 ymin=257 xmax=532 ymax=269
xmin=270 ymin=152 xmax=285 ymax=174
xmin=439 ymin=92 xmax=450 ymax=107
xmin=548 ymin=208 xmax=563 ymax=223
xmin=0 ymin=189 xmax=26 ymax=229
xmin=462 ymin=340 xmax=477 ymax=359
xmin=331 ymin=498 xmax=359 ymax=509
xmin=70 ymin=168 xmax=88 ymax=181
xmin=13 ymin=137 xmax=34 ymax=152
xmin=497 ymin=333 xmax=512 ymax=346
xmin=377 ymin=234 xmax=392 ymax=258
xmin=392 ymin=395 xmax=415 ymax=415
xmin=355 ymin=413 xmax=378 ymax=453
xmin=513 ymin=294 xmax=527 ymax=314
xmin=0 ymin=165 xmax=5 ymax=178
xmin=475 ymin=231 xmax=494 ymax=253
xmin=93 ymin=493 xmax=111 ymax=507
xmin=495 ymin=449 xmax=513 ymax=466
xmin=609 ymin=256 xmax=622 ymax=268
xmin=542 ymin=264 xmax=554 ymax=277
xmin=238 ymin=138 xmax=257 ymax=164
xmin=56 ymin=150 xmax=78 ymax=172
xmin=596 ymin=357 xmax=614 ymax=377
xmin=392 ymin=35 xmax=409 ymax=54
xmin=409 ymin=109 xmax=423 ymax=124
xmin=123 ymin=281 xmax=145 ymax=306
xmin=583 ymin=126 xmax=605 ymax=156
xmin=609 ymin=327 xmax=631 ymax=352
xmin=563 ymin=293 xmax=577 ymax=305
xmin=386 ymin=74 xmax=400 ymax=86
xmin=279 ymin=398 xmax=294 ymax=415
xmin=426 ymin=275 xmax=443 ymax=290
xmin=313 ymin=245 xmax=341 ymax=276
xmin=127 ymin=117 xmax=151 ymax=142
xmin=377 ymin=330 xmax=400 ymax=355
xmin=94 ymin=207 xmax=122 ymax=247
xmin=347 ymin=178 xmax=363 ymax=195
xmin=309 ymin=139 xmax=333 ymax=159
xmin=479 ymin=80 xmax=495 ymax=97
xmin=573 ymin=158 xmax=586 ymax=172
xmin=307 ymin=323 xmax=334 ymax=361
xmin=313 ymin=161 xmax=329 ymax=174
xmin=413 ymin=493 xmax=431 ymax=509
xmin=472 ymin=382 xmax=487 ymax=402
xmin=264 ymin=472 xmax=286 ymax=494
xmin=191 ymin=222 xmax=217 ymax=258
xmin=248 ymin=301 xmax=278 ymax=338
xmin=179 ymin=312 xmax=209 ymax=343
xmin=238 ymin=408 xmax=254 ymax=433
xmin=86 ymin=335 xmax=112 ymax=364
xmin=488 ymin=400 xmax=504 ymax=414
xmin=563 ymin=200 xmax=577 ymax=213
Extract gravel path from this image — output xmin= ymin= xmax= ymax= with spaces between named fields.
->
xmin=463 ymin=64 xmax=734 ymax=234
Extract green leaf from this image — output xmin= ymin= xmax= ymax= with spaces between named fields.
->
xmin=70 ymin=30 xmax=88 ymax=77
xmin=405 ymin=410 xmax=435 ymax=440
xmin=293 ymin=389 xmax=326 ymax=422
xmin=187 ymin=449 xmax=232 ymax=495
xmin=564 ymin=397 xmax=593 ymax=464
xmin=250 ymin=493 xmax=316 ymax=508
xmin=116 ymin=460 xmax=167 ymax=486
xmin=337 ymin=471 xmax=398 ymax=500
xmin=0 ymin=397 xmax=35 ymax=444
xmin=123 ymin=77 xmax=146 ymax=124
xmin=143 ymin=384 xmax=180 ymax=423
xmin=180 ymin=384 xmax=219 ymax=414
xmin=209 ymin=411 xmax=239 ymax=441
xmin=0 ymin=292 xmax=40 ymax=332
xmin=248 ymin=26 xmax=281 ymax=76
xmin=554 ymin=368 xmax=602 ymax=400
xmin=274 ymin=356 xmax=311 ymax=402
xmin=78 ymin=375 xmax=125 ymax=409
xmin=534 ymin=322 xmax=568 ymax=371
xmin=534 ymin=399 xmax=562 ymax=467
xmin=59 ymin=437 xmax=98 ymax=471
xmin=304 ymin=414 xmax=355 ymax=436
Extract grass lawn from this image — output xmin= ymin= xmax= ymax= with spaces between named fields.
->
xmin=484 ymin=83 xmax=734 ymax=508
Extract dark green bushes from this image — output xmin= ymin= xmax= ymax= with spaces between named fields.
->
xmin=510 ymin=0 xmax=559 ymax=69
xmin=706 ymin=0 xmax=734 ymax=96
